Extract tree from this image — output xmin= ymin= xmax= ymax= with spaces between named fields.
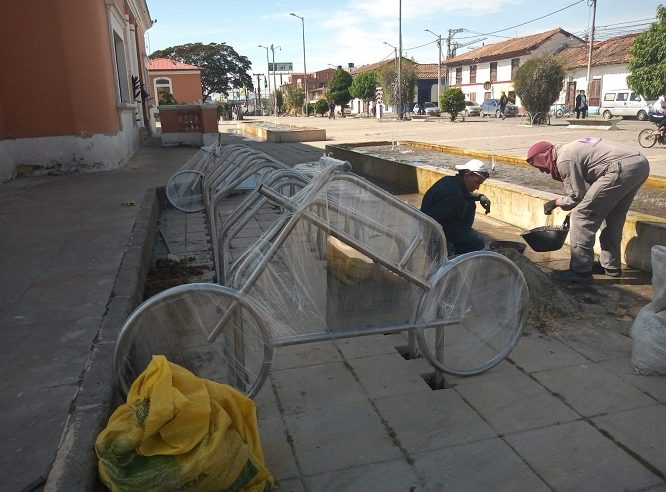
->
xmin=627 ymin=5 xmax=666 ymax=99
xmin=440 ymin=88 xmax=466 ymax=121
xmin=350 ymin=70 xmax=379 ymax=105
xmin=314 ymin=99 xmax=329 ymax=116
xmin=285 ymin=86 xmax=305 ymax=115
xmin=150 ymin=42 xmax=253 ymax=101
xmin=513 ymin=54 xmax=564 ymax=124
xmin=378 ymin=60 xmax=417 ymax=113
xmin=326 ymin=68 xmax=353 ymax=116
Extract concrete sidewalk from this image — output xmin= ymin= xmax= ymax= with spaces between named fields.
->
xmin=1 ymin=124 xmax=663 ymax=491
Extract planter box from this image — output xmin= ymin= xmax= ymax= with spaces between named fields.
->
xmin=159 ymin=104 xmax=218 ymax=146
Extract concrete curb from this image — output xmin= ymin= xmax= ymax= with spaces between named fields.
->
xmin=44 ymin=188 xmax=161 ymax=491
xmin=400 ymin=140 xmax=666 ymax=190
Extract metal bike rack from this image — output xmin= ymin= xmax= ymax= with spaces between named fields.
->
xmin=116 ymin=155 xmax=529 ymax=398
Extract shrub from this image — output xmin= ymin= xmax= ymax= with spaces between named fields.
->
xmin=440 ymin=88 xmax=466 ymax=122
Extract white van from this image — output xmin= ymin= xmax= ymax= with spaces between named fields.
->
xmin=601 ymin=89 xmax=655 ymax=121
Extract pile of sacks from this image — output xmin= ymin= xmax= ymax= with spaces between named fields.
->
xmin=632 ymin=245 xmax=666 ymax=375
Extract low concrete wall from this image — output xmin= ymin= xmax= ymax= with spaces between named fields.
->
xmin=159 ymin=104 xmax=218 ymax=147
xmin=326 ymin=142 xmax=666 ymax=273
xmin=238 ymin=122 xmax=326 ymax=143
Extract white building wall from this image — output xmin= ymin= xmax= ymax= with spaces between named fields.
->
xmin=561 ymin=63 xmax=630 ymax=112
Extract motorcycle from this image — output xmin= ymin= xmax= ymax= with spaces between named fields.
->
xmin=638 ymin=118 xmax=666 ymax=148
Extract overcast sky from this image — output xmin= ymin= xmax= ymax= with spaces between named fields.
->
xmin=146 ymin=0 xmax=660 ymax=77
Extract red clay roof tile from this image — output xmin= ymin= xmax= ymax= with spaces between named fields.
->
xmin=443 ymin=28 xmax=580 ymax=66
xmin=148 ymin=58 xmax=201 ymax=71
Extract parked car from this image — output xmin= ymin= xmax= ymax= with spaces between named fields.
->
xmin=480 ymin=99 xmax=518 ymax=117
xmin=423 ymin=102 xmax=441 ymax=117
xmin=601 ymin=89 xmax=655 ymax=121
xmin=464 ymin=100 xmax=482 ymax=116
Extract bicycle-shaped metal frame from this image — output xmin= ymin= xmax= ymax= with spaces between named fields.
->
xmin=115 ymin=157 xmax=529 ymax=399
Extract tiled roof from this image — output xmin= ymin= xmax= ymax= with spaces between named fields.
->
xmin=351 ymin=58 xmax=416 ymax=75
xmin=416 ymin=63 xmax=441 ymax=79
xmin=444 ymin=28 xmax=580 ymax=66
xmin=148 ymin=58 xmax=201 ymax=71
xmin=555 ymin=33 xmax=638 ymax=69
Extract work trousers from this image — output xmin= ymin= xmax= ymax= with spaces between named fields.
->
xmin=569 ymin=155 xmax=650 ymax=273
xmin=448 ymin=228 xmax=486 ymax=257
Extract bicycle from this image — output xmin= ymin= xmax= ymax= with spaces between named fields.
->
xmin=638 ymin=121 xmax=666 ymax=148
xmin=519 ymin=112 xmax=550 ymax=126
xmin=552 ymin=104 xmax=572 ymax=119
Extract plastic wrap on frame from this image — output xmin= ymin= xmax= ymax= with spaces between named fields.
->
xmin=116 ymin=153 xmax=528 ymax=398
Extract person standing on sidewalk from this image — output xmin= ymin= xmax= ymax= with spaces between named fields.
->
xmin=420 ymin=159 xmax=492 ymax=256
xmin=526 ymin=138 xmax=650 ymax=285
xmin=499 ymin=92 xmax=508 ymax=119
xmin=329 ymin=101 xmax=336 ymax=119
xmin=575 ymin=90 xmax=588 ymax=119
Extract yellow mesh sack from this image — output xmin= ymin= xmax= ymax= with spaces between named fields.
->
xmin=96 ymin=355 xmax=274 ymax=492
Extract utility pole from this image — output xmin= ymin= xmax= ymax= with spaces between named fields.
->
xmin=254 ymin=73 xmax=263 ymax=113
xmin=397 ymin=0 xmax=403 ymax=120
xmin=290 ymin=13 xmax=308 ymax=116
xmin=445 ymin=28 xmax=464 ymax=89
xmin=270 ymin=44 xmax=281 ymax=117
xmin=585 ymin=0 xmax=597 ymax=97
xmin=258 ymin=45 xmax=271 ymax=102
xmin=425 ymin=29 xmax=443 ymax=106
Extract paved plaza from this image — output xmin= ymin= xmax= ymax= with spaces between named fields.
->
xmin=1 ymin=116 xmax=664 ymax=491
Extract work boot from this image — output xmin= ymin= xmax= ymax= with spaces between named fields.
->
xmin=551 ymin=269 xmax=593 ymax=285
xmin=592 ymin=262 xmax=622 ymax=277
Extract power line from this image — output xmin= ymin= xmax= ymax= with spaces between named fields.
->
xmin=455 ymin=0 xmax=586 ymax=40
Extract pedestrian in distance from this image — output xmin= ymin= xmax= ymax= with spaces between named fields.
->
xmin=420 ymin=159 xmax=492 ymax=257
xmin=526 ymin=138 xmax=650 ymax=285
xmin=499 ymin=92 xmax=508 ymax=119
xmin=329 ymin=101 xmax=336 ymax=119
xmin=574 ymin=90 xmax=588 ymax=119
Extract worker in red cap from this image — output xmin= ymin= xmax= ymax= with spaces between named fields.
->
xmin=527 ymin=138 xmax=649 ymax=284
xmin=421 ymin=159 xmax=492 ymax=256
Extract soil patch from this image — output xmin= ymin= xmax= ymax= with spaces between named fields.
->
xmin=497 ymin=249 xmax=603 ymax=333
xmin=144 ymin=258 xmax=206 ymax=299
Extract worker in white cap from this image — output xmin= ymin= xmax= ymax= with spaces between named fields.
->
xmin=420 ymin=159 xmax=492 ymax=255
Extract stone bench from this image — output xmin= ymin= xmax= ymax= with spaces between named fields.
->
xmin=566 ymin=118 xmax=621 ymax=130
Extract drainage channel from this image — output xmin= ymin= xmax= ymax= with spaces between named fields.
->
xmin=352 ymin=144 xmax=666 ymax=219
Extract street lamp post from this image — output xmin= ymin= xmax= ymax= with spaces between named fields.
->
xmin=260 ymin=43 xmax=281 ymax=117
xmin=290 ymin=12 xmax=308 ymax=116
xmin=270 ymin=44 xmax=281 ymax=117
xmin=425 ymin=29 xmax=442 ymax=107
xmin=258 ymin=44 xmax=271 ymax=114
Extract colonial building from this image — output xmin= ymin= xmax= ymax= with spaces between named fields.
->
xmin=443 ymin=28 xmax=584 ymax=106
xmin=0 ymin=0 xmax=153 ymax=182
xmin=554 ymin=33 xmax=639 ymax=114
xmin=148 ymin=58 xmax=203 ymax=105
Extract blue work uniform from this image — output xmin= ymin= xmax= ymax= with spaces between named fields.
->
xmin=420 ymin=175 xmax=485 ymax=255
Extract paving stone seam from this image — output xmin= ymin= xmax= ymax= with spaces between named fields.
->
xmin=267 ymin=376 xmax=307 ymax=491
xmin=335 ymin=348 xmax=429 ymax=491
xmin=504 ymin=359 xmax=666 ymax=482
